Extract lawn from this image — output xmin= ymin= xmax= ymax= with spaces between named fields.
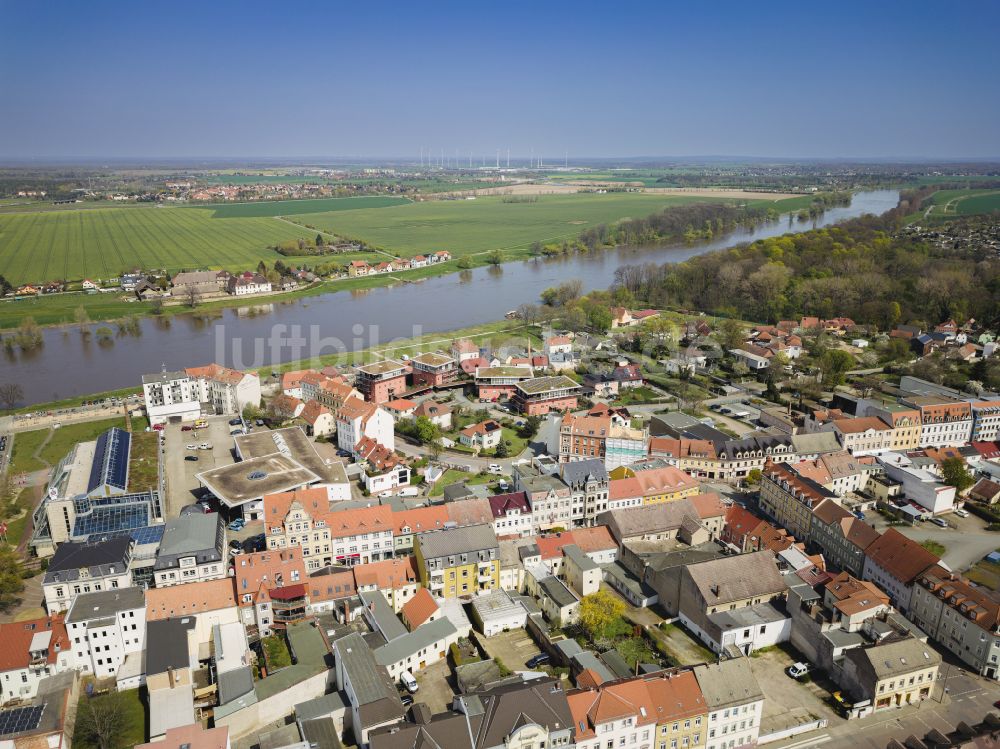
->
xmin=290 ymin=192 xmax=767 ymax=259
xmin=7 ymin=429 xmax=50 ymax=474
xmin=127 ymin=431 xmax=160 ymax=492
xmin=261 ymin=634 xmax=293 ymax=671
xmin=429 ymin=468 xmax=473 ymax=496
xmin=72 ymin=688 xmax=147 ymax=749
xmin=0 ymin=203 xmax=315 ymax=284
xmin=924 ymin=189 xmax=1000 ymax=218
xmin=10 ymin=417 xmax=129 ymax=475
xmin=920 ymin=539 xmax=947 ymax=557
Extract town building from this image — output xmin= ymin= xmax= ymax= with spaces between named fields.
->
xmin=513 ymin=464 xmax=572 ymax=532
xmin=355 ymin=360 xmax=408 ymax=404
xmin=474 ymin=366 xmax=535 ymax=401
xmin=560 ymin=459 xmax=610 ymax=526
xmin=65 ymin=587 xmax=145 ymax=681
xmin=152 ymin=513 xmax=226 ymax=587
xmin=337 ymin=395 xmax=395 ymax=454
xmin=409 ymin=352 xmax=459 ymax=388
xmin=333 ymin=632 xmax=405 ymax=747
xmin=42 ymin=536 xmax=134 ymax=613
xmin=759 ymin=460 xmax=839 ymax=541
xmin=226 ymin=272 xmax=272 ymax=295
xmin=862 ymin=528 xmax=940 ymax=614
xmin=459 ymin=419 xmax=503 ymax=451
xmin=0 ymin=616 xmax=72 ymax=703
xmin=489 ymin=491 xmax=533 ymax=538
xmin=841 ymin=638 xmax=940 ymax=711
xmin=901 ymin=396 xmax=973 ymax=447
xmin=693 ymin=658 xmax=765 ymax=749
xmin=414 ymin=524 xmax=500 ymax=598
xmin=511 ymin=376 xmax=580 ymax=416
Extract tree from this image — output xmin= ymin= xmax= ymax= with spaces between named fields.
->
xmin=818 ymin=349 xmax=855 ymax=387
xmin=745 ymin=468 xmax=762 ymax=486
xmin=0 ymin=547 xmax=24 ymax=611
xmin=714 ymin=318 xmax=745 ymax=351
xmin=74 ymin=692 xmax=134 ymax=749
xmin=0 ymin=383 xmax=24 ymax=412
xmin=518 ymin=415 xmax=541 ymax=439
xmin=579 ymin=590 xmax=626 ymax=642
xmin=457 ymin=257 xmax=473 ymax=269
xmin=257 ymin=260 xmax=267 ymax=274
xmin=940 ymin=457 xmax=974 ymax=493
xmin=316 ymin=233 xmax=325 ymax=248
xmin=529 ymin=241 xmax=543 ymax=258
xmin=494 ymin=440 xmax=509 ymax=458
xmin=413 ymin=416 xmax=440 ymax=445
xmin=486 ymin=250 xmax=503 ymax=265
xmin=184 ymin=285 xmax=199 ymax=308
xmin=74 ymin=305 xmax=91 ymax=335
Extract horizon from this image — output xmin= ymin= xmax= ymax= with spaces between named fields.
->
xmin=2 ymin=0 xmax=998 ymax=160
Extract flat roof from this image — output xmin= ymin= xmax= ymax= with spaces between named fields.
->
xmin=235 ymin=427 xmax=348 ymax=486
xmin=358 ymin=360 xmax=406 ymax=376
xmin=517 ymin=375 xmax=580 ymax=395
xmin=411 ymin=352 xmax=455 ymax=368
xmin=197 ymin=453 xmax=321 ymax=506
xmin=475 ymin=366 xmax=533 ymax=379
xmin=66 ymin=587 xmax=145 ymax=623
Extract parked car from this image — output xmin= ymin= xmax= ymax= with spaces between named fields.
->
xmin=199 ymin=443 xmax=212 ymax=450
xmin=229 ymin=418 xmax=242 ymax=426
xmin=228 ymin=539 xmax=243 ymax=551
xmin=181 ymin=425 xmax=193 ymax=432
xmin=398 ymin=487 xmax=419 ymax=497
xmin=930 ymin=517 xmax=949 ymax=528
xmin=497 ymin=480 xmax=510 ymax=491
xmin=525 ymin=653 xmax=550 ymax=668
xmin=488 ymin=463 xmax=503 ymax=475
xmin=255 ymin=419 xmax=265 ymax=426
xmin=186 ymin=444 xmax=198 ymax=450
xmin=786 ymin=662 xmax=810 ymax=679
xmin=228 ymin=519 xmax=245 ymax=531
xmin=400 ymin=694 xmax=414 ymax=707
xmin=185 ymin=455 xmax=199 ymax=462
xmin=152 ymin=423 xmax=164 ymax=431
xmin=954 ymin=508 xmax=970 ymax=518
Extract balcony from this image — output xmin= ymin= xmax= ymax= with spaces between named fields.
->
xmin=478 ymin=572 xmax=493 ymax=583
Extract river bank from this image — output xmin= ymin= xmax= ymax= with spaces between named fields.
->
xmin=0 ymin=190 xmax=899 ymax=406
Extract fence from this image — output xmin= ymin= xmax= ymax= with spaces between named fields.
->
xmin=757 ymin=719 xmax=828 ymax=745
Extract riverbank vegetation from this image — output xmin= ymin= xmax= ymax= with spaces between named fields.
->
xmin=609 ymin=197 xmax=998 ymax=330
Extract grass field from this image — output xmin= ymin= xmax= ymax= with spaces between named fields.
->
xmin=923 ymin=188 xmax=1000 ymax=218
xmin=9 ymin=417 xmax=127 ymax=474
xmin=204 ymin=195 xmax=410 ymax=218
xmin=72 ymin=688 xmax=146 ymax=749
xmin=292 ymin=192 xmax=768 ymax=258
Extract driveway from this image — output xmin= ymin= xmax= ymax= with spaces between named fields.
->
xmin=478 ymin=628 xmax=543 ymax=671
xmin=748 ymin=647 xmax=840 ymax=734
xmin=413 ymin=659 xmax=455 ymax=713
xmin=163 ymin=415 xmax=238 ymax=518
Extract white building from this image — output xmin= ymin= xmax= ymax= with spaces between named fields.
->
xmin=142 ymin=370 xmax=201 ymax=425
xmin=373 ymin=617 xmax=460 ymax=682
xmin=469 ymin=589 xmax=530 ymax=636
xmin=65 ymin=587 xmax=146 ymax=681
xmin=694 ymin=659 xmax=765 ymax=749
xmin=42 ymin=537 xmax=134 ymax=613
xmin=877 ymin=453 xmax=956 ymax=515
xmin=0 ymin=616 xmax=74 ymax=703
xmin=336 ymin=396 xmax=395 ymax=453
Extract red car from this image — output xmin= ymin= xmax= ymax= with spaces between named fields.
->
xmin=181 ymin=425 xmax=193 ymax=431
xmin=152 ymin=424 xmax=164 ymax=431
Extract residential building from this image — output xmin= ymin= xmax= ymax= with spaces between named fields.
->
xmin=559 ymin=413 xmax=647 ymax=469
xmin=513 ymin=464 xmax=572 ymax=532
xmin=414 ymin=524 xmax=500 ymax=598
xmin=42 ymin=536 xmax=134 ymax=613
xmin=152 ymin=513 xmax=226 ymax=588
xmin=474 ymin=366 xmax=535 ymax=401
xmin=263 ymin=488 xmax=336 ymax=571
xmin=809 ymin=499 xmax=880 ymax=578
xmin=142 ymin=369 xmax=201 ymax=425
xmin=693 ymin=658 xmax=764 ymax=749
xmin=137 ymin=724 xmax=231 ymax=749
xmin=821 ymin=417 xmax=895 ymax=456
xmin=901 ymin=396 xmax=973 ymax=447
xmin=227 ymin=272 xmax=271 ymax=295
xmin=374 ymin=616 xmax=460 ymax=682
xmin=910 ymin=565 xmax=1000 ymax=681
xmin=391 ymin=505 xmax=451 ymax=555
xmin=184 ymin=363 xmax=262 ymax=417
xmin=333 ymin=632 xmax=405 ymax=747
xmin=327 ymin=505 xmax=395 ymax=566
xmin=877 ymin=453 xmax=957 ymax=515
xmin=607 ymin=465 xmax=701 ymax=508
xmin=410 ymin=352 xmax=459 ymax=388
xmin=972 ymin=400 xmax=1000 ymax=442
xmin=355 ymin=360 xmax=407 ymax=404
xmin=0 ymin=616 xmax=72 ymax=703
xmin=65 ymin=587 xmax=145 ymax=680
xmin=145 ymin=577 xmax=240 ymax=644
xmin=300 ymin=400 xmax=336 ymax=437
xmin=337 ymin=396 xmax=395 ymax=454
xmin=470 ymin=589 xmax=530 ymax=636
xmin=861 ymin=404 xmax=922 ymax=451
xmin=862 ymin=528 xmax=940 ymax=614
xmin=460 ymin=419 xmax=503 ymax=451
xmin=842 ymin=638 xmax=940 ymax=711
xmin=511 ymin=376 xmax=580 ymax=416
xmin=413 ymin=400 xmax=452 ymax=429
xmin=353 ymin=556 xmax=420 ymax=612
xmin=233 ymin=548 xmax=305 ymax=638
xmin=489 ymin=491 xmax=533 ymax=538
xmin=759 ymin=461 xmax=838 ymax=541
xmin=560 ymin=459 xmax=610 ymax=526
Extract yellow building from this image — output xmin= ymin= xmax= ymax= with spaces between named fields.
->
xmin=414 ymin=524 xmax=500 ymax=598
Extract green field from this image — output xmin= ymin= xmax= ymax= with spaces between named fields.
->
xmin=292 ymin=192 xmax=774 ymax=257
xmin=923 ymin=188 xmax=1000 ymax=218
xmin=204 ymin=195 xmax=410 ymax=218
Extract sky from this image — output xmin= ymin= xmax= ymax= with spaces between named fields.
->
xmin=1 ymin=0 xmax=998 ymax=161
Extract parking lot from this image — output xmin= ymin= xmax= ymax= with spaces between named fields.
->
xmin=161 ymin=415 xmax=246 ymax=518
xmin=412 ymin=659 xmax=456 ymax=713
xmin=747 ymin=646 xmax=840 ymax=734
xmin=478 ymin=628 xmax=544 ymax=671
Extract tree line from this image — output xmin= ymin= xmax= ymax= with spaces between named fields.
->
xmin=609 ymin=199 xmax=1000 ymax=329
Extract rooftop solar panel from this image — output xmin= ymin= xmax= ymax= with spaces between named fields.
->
xmin=86 ymin=428 xmax=131 ymax=496
xmin=0 ymin=704 xmax=45 ymax=737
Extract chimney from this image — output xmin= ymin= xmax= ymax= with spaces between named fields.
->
xmin=168 ymin=667 xmax=176 ymax=688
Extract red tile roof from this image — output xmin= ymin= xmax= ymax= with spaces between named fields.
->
xmin=401 ymin=588 xmax=439 ymax=629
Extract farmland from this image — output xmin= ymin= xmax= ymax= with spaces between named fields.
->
xmin=205 ymin=195 xmax=410 ymax=218
xmin=923 ymin=188 xmax=1000 ymax=218
xmin=291 ymin=192 xmax=791 ymax=258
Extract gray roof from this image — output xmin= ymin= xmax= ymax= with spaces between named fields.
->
xmin=538 ymin=576 xmax=579 ymax=609
xmin=599 ymin=500 xmax=700 ymax=541
xmin=790 ymin=431 xmax=843 ymax=455
xmin=571 ymin=651 xmax=615 ymax=682
xmin=560 ymin=459 xmax=609 ymax=488
xmin=66 ymin=587 xmax=145 ymax=623
xmin=374 ymin=617 xmax=458 ymax=667
xmin=708 ymin=601 xmax=789 ymax=631
xmin=217 ymin=665 xmax=256 ymax=705
xmin=145 ymin=617 xmax=195 ymax=675
xmin=370 ymin=713 xmax=470 ymax=749
xmin=461 ymin=677 xmax=574 ymax=749
xmin=333 ymin=633 xmax=404 ymax=727
xmin=598 ymin=649 xmax=632 ymax=680
xmin=300 ymin=717 xmax=343 ymax=749
xmin=562 ymin=544 xmax=598 ymax=572
xmin=142 ymin=370 xmax=188 ymax=385
xmin=685 ymin=551 xmax=787 ymax=607
xmin=694 ymin=658 xmax=764 ymax=709
xmin=44 ymin=536 xmax=133 ymax=584
xmin=360 ymin=590 xmax=408 ymax=642
xmin=846 ymin=637 xmax=941 ymax=680
xmin=154 ymin=513 xmax=223 ymax=571
xmin=295 ymin=691 xmax=348 ymax=722
xmin=417 ymin=524 xmax=498 ymax=560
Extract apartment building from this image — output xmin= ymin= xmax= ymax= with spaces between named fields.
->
xmin=607 ymin=465 xmax=701 ymax=507
xmin=355 ymin=360 xmax=407 ymax=404
xmin=842 ymin=638 xmax=940 ymax=711
xmin=409 ymin=351 xmax=459 ymax=388
xmin=560 ymin=459 xmax=610 ymax=526
xmin=862 ymin=403 xmax=922 ymax=450
xmin=759 ymin=461 xmax=838 ymax=541
xmin=972 ymin=400 xmax=1000 ymax=442
xmin=0 ymin=616 xmax=73 ymax=703
xmin=822 ymin=417 xmax=895 ymax=456
xmin=414 ymin=524 xmax=500 ymax=598
xmin=559 ymin=413 xmax=647 ymax=469
xmin=862 ymin=528 xmax=940 ymax=614
xmin=65 ymin=587 xmax=145 ymax=680
xmin=152 ymin=513 xmax=226 ymax=588
xmin=910 ymin=565 xmax=1000 ymax=681
xmin=42 ymin=536 xmax=134 ymax=613
xmin=336 ymin=396 xmax=395 ymax=454
xmin=513 ymin=464 xmax=572 ymax=532
xmin=184 ymin=363 xmax=262 ymax=417
xmin=141 ymin=369 xmax=201 ymax=425
xmin=902 ymin=396 xmax=973 ymax=447
xmin=511 ymin=376 xmax=580 ymax=416
xmin=693 ymin=659 xmax=764 ymax=749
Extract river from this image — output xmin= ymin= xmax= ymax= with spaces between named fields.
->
xmin=2 ymin=190 xmax=899 ymax=406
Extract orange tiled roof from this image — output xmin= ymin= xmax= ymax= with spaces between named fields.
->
xmin=0 ymin=615 xmax=68 ymax=672
xmin=146 ymin=577 xmax=237 ymax=620
xmin=401 ymin=587 xmax=439 ymax=629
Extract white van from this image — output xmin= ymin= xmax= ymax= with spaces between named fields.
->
xmin=488 ymin=464 xmax=503 ymax=475
xmin=398 ymin=487 xmax=419 ymax=498
xmin=401 ymin=671 xmax=419 ymax=693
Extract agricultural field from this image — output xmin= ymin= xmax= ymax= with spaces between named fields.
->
xmin=923 ymin=188 xmax=1000 ymax=218
xmin=0 ymin=204 xmax=315 ymax=283
xmin=292 ymin=192 xmax=774 ymax=258
xmin=204 ymin=195 xmax=410 ymax=218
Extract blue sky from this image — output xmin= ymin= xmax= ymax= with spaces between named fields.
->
xmin=1 ymin=0 xmax=998 ymax=160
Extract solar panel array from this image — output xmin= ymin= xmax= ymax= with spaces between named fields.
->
xmin=0 ymin=704 xmax=45 ymax=737
xmin=86 ymin=428 xmax=131 ymax=496
xmin=74 ymin=504 xmax=148 ymax=538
